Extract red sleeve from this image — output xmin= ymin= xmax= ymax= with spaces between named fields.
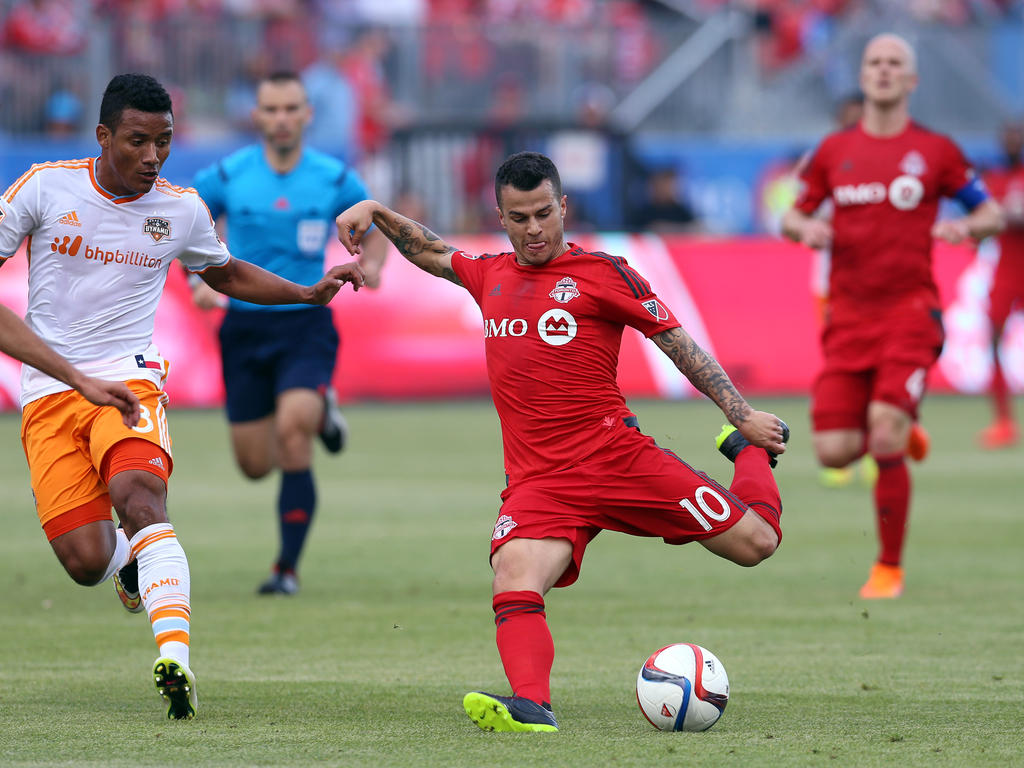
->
xmin=594 ymin=256 xmax=680 ymax=337
xmin=449 ymin=249 xmax=485 ymax=303
xmin=793 ymin=138 xmax=832 ymax=215
xmin=936 ymin=136 xmax=975 ymax=199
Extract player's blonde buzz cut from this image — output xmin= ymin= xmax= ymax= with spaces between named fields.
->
xmin=863 ymin=33 xmax=917 ymax=75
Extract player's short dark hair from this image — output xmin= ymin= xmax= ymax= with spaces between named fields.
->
xmin=99 ymin=74 xmax=173 ymax=132
xmin=262 ymin=70 xmax=304 ymax=87
xmin=494 ymin=152 xmax=562 ymax=208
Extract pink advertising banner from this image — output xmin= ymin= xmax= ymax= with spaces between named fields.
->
xmin=1 ymin=235 xmax=1019 ymax=411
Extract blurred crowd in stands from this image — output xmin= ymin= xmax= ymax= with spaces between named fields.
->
xmin=4 ymin=0 xmax=1021 ymax=142
xmin=2 ymin=0 xmax=1022 ymax=232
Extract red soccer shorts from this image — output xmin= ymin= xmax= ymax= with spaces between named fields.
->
xmin=988 ymin=254 xmax=1024 ymax=330
xmin=812 ymin=301 xmax=943 ymax=431
xmin=491 ymin=423 xmax=752 ymax=588
xmin=812 ymin=363 xmax=934 ymax=431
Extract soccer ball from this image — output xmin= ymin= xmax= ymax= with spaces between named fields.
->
xmin=635 ymin=643 xmax=729 ymax=732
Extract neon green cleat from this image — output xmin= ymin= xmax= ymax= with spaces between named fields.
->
xmin=715 ymin=422 xmax=788 ymax=468
xmin=153 ymin=657 xmax=197 ymax=720
xmin=858 ymin=455 xmax=879 ymax=487
xmin=463 ymin=692 xmax=558 ymax=732
xmin=819 ymin=466 xmax=854 ymax=488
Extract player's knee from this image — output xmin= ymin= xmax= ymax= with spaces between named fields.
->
xmin=275 ymin=427 xmax=314 ymax=467
xmin=866 ymin=428 xmax=904 ymax=456
xmin=59 ymin=551 xmax=109 ymax=586
xmin=734 ymin=526 xmax=779 ymax=566
xmin=109 ymin=472 xmax=167 ymax=531
xmin=813 ymin=437 xmax=861 ymax=468
xmin=237 ymin=459 xmax=272 ymax=480
xmin=816 ymin=449 xmax=850 ymax=469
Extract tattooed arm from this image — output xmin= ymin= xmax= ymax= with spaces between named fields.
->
xmin=336 ymin=200 xmax=462 ymax=286
xmin=653 ymin=326 xmax=788 ymax=454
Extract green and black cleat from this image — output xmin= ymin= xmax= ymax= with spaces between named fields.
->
xmin=715 ymin=421 xmax=789 ymax=468
xmin=462 ymin=692 xmax=558 ymax=733
xmin=153 ymin=657 xmax=198 ymax=720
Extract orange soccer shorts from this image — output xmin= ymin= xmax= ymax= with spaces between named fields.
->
xmin=20 ymin=379 xmax=173 ymax=540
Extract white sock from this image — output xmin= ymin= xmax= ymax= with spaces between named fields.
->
xmin=98 ymin=526 xmax=131 ymax=584
xmin=130 ymin=523 xmax=191 ymax=667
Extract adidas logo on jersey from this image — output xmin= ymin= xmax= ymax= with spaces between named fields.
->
xmin=148 ymin=456 xmax=165 ymax=469
xmin=57 ymin=210 xmax=82 ymax=227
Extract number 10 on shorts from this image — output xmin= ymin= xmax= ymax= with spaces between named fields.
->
xmin=680 ymin=486 xmax=731 ymax=531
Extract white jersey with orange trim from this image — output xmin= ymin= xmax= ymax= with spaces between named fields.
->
xmin=0 ymin=157 xmax=231 ymax=407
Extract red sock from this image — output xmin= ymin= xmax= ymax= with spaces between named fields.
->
xmin=873 ymin=454 xmax=910 ymax=566
xmin=729 ymin=445 xmax=783 ymax=540
xmin=992 ymin=357 xmax=1013 ymax=422
xmin=493 ymin=590 xmax=553 ymax=708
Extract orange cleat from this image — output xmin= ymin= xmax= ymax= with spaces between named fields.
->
xmin=858 ymin=562 xmax=904 ymax=599
xmin=977 ymin=419 xmax=1018 ymax=450
xmin=906 ymin=423 xmax=930 ymax=462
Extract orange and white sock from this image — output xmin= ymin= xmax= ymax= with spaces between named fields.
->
xmin=130 ymin=523 xmax=191 ymax=666
xmin=99 ymin=525 xmax=131 ymax=584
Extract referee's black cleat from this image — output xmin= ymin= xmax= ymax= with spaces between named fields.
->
xmin=317 ymin=386 xmax=348 ymax=454
xmin=715 ymin=421 xmax=789 ymax=468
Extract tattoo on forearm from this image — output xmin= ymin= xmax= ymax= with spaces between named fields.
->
xmin=654 ymin=328 xmax=750 ymax=423
xmin=374 ymin=211 xmax=461 ymax=285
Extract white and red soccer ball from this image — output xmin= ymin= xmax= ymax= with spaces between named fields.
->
xmin=636 ymin=643 xmax=729 ymax=732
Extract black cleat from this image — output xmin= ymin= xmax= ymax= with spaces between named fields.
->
xmin=113 ymin=558 xmax=144 ymax=613
xmin=257 ymin=568 xmax=299 ymax=596
xmin=715 ymin=421 xmax=789 ymax=468
xmin=317 ymin=386 xmax=348 ymax=454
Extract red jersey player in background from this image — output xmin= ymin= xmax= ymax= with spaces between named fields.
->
xmin=977 ymin=121 xmax=1024 ymax=449
xmin=337 ymin=151 xmax=789 ymax=733
xmin=782 ymin=34 xmax=1004 ymax=600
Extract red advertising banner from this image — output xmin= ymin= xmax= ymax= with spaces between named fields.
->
xmin=1 ymin=235 xmax=1018 ymax=411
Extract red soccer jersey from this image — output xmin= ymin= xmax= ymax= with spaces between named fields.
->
xmin=452 ymin=242 xmax=680 ymax=480
xmin=983 ymin=163 xmax=1024 ymax=260
xmin=795 ymin=122 xmax=977 ymax=317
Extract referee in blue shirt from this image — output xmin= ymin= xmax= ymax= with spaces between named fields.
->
xmin=192 ymin=71 xmax=386 ymax=595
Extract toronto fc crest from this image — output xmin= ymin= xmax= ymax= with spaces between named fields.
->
xmin=492 ymin=514 xmax=518 ymax=541
xmin=549 ymin=276 xmax=580 ymax=304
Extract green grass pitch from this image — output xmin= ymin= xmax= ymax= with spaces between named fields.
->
xmin=1 ymin=396 xmax=1022 ymax=767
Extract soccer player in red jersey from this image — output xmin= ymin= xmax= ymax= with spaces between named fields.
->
xmin=782 ymin=34 xmax=1004 ymax=599
xmin=978 ymin=122 xmax=1024 ymax=449
xmin=337 ymin=151 xmax=789 ymax=732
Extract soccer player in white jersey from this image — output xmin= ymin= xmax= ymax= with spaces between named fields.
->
xmin=0 ymin=73 xmax=364 ymax=719
xmin=0 ymin=304 xmax=140 ymax=425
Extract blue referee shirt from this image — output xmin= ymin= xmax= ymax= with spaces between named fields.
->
xmin=193 ymin=145 xmax=370 ymax=311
